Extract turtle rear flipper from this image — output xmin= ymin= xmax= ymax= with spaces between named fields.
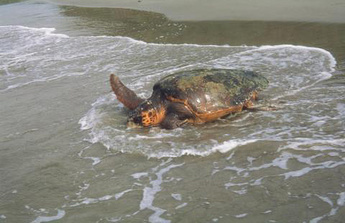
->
xmin=245 ymin=105 xmax=279 ymax=112
xmin=110 ymin=74 xmax=144 ymax=110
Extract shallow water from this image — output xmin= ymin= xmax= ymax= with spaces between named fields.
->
xmin=1 ymin=2 xmax=345 ymax=223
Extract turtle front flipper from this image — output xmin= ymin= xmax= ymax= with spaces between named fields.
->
xmin=110 ymin=74 xmax=144 ymax=110
xmin=160 ymin=103 xmax=193 ymax=129
xmin=160 ymin=113 xmax=188 ymax=129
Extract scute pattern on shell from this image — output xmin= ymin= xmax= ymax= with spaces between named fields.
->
xmin=153 ymin=69 xmax=269 ymax=114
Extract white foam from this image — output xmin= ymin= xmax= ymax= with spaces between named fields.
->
xmin=278 ymin=139 xmax=345 ymax=152
xmin=78 ymin=109 xmax=101 ymax=131
xmin=145 ymin=138 xmax=258 ymax=158
xmin=171 ymin=193 xmax=182 ymax=201
xmin=70 ymin=189 xmax=133 ymax=207
xmin=210 ymin=139 xmax=259 ymax=154
xmin=337 ymin=192 xmax=345 ymax=206
xmin=77 ymin=146 xmax=101 ymax=165
xmin=175 ymin=203 xmax=187 ymax=210
xmin=88 ymin=157 xmax=101 ymax=166
xmin=76 ymin=183 xmax=90 ymax=197
xmin=271 ymin=71 xmax=333 ymax=101
xmin=106 ymin=217 xmax=122 ymax=222
xmin=234 ymin=213 xmax=248 ymax=218
xmin=256 ymin=44 xmax=337 ymax=70
xmin=2 ymin=24 xmax=337 ymax=95
xmin=31 ymin=209 xmax=65 ymax=223
xmin=316 ymin=195 xmax=333 ymax=207
xmin=140 ymin=163 xmax=184 ymax=223
xmin=248 ymin=152 xmax=290 ymax=171
xmin=0 ymin=25 xmax=69 ymax=38
xmin=283 ymin=159 xmax=345 ymax=180
xmin=336 ymin=103 xmax=345 ymax=117
xmin=128 ymin=132 xmax=176 ymax=140
xmin=309 ymin=193 xmax=345 ymax=223
xmin=115 ymin=189 xmax=134 ymax=200
xmin=131 ymin=172 xmax=149 ymax=179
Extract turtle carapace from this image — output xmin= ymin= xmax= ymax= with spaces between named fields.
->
xmin=110 ymin=69 xmax=269 ymax=129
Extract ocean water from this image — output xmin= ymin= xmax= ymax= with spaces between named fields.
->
xmin=1 ymin=2 xmax=345 ymax=223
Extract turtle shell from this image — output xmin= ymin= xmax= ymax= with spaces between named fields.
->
xmin=153 ymin=69 xmax=269 ymax=114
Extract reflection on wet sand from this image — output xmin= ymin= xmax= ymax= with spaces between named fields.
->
xmin=60 ymin=6 xmax=345 ymax=63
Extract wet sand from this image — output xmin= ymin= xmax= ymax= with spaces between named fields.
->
xmin=40 ymin=0 xmax=345 ymax=65
xmin=46 ymin=0 xmax=345 ymax=23
xmin=59 ymin=6 xmax=345 ymax=62
xmin=2 ymin=1 xmax=345 ymax=64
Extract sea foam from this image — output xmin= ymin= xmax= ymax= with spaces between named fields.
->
xmin=2 ymin=26 xmax=338 ymax=158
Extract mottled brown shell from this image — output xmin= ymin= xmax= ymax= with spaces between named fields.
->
xmin=153 ymin=69 xmax=269 ymax=114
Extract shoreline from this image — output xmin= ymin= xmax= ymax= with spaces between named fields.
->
xmin=57 ymin=6 xmax=345 ymax=62
xmin=44 ymin=0 xmax=345 ymax=23
xmin=1 ymin=2 xmax=344 ymax=62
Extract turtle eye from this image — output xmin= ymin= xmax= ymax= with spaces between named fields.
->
xmin=133 ymin=116 xmax=142 ymax=124
xmin=128 ymin=109 xmax=143 ymax=125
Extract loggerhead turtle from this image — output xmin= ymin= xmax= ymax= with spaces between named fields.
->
xmin=110 ymin=69 xmax=269 ymax=129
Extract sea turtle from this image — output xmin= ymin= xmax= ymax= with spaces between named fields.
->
xmin=110 ymin=69 xmax=269 ymax=129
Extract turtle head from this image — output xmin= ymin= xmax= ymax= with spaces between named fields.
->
xmin=127 ymin=100 xmax=166 ymax=128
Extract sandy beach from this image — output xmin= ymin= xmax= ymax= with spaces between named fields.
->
xmin=46 ymin=0 xmax=345 ymax=23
